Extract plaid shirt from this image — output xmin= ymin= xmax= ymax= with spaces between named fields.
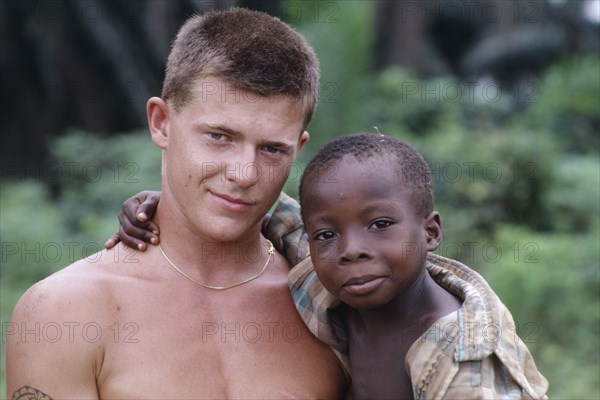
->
xmin=264 ymin=193 xmax=549 ymax=399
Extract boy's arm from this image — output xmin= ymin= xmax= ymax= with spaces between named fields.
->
xmin=287 ymin=257 xmax=350 ymax=379
xmin=6 ymin=280 xmax=101 ymax=399
xmin=105 ymin=191 xmax=310 ymax=267
xmin=443 ymin=356 xmax=548 ymax=399
xmin=262 ymin=192 xmax=310 ymax=267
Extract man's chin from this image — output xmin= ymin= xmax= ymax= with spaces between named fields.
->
xmin=197 ymin=215 xmax=263 ymax=242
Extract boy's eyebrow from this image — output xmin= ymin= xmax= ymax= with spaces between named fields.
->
xmin=304 ymin=215 xmax=336 ymax=232
xmin=363 ymin=202 xmax=398 ymax=214
xmin=204 ymin=123 xmax=296 ymax=151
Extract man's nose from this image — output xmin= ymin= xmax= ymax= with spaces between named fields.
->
xmin=224 ymin=147 xmax=261 ymax=187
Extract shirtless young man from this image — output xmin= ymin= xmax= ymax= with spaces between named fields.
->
xmin=6 ymin=9 xmax=347 ymax=399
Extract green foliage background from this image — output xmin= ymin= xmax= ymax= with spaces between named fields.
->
xmin=1 ymin=2 xmax=599 ymax=398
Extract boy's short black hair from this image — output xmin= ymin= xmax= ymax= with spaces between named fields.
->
xmin=299 ymin=132 xmax=434 ymax=218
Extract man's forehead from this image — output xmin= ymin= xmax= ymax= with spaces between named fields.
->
xmin=187 ymin=77 xmax=300 ymax=107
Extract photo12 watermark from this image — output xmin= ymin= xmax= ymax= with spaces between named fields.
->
xmin=430 ymin=161 xmax=539 ymax=184
xmin=194 ymin=79 xmax=339 ymax=105
xmin=310 ymin=240 xmax=540 ymax=265
xmin=436 ymin=241 xmax=540 ymax=264
xmin=201 ymin=321 xmax=303 ymax=344
xmin=2 ymin=321 xmax=140 ymax=344
xmin=398 ymin=80 xmax=539 ymax=104
xmin=1 ymin=241 xmax=140 ymax=265
xmin=397 ymin=1 xmax=543 ymax=24
xmin=1 ymin=161 xmax=140 ymax=184
xmin=421 ymin=319 xmax=540 ymax=346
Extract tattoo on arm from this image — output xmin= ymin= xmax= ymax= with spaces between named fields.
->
xmin=11 ymin=386 xmax=53 ymax=400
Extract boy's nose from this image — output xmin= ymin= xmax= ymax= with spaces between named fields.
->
xmin=338 ymin=233 xmax=373 ymax=265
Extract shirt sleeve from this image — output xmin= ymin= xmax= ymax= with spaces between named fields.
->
xmin=261 ymin=192 xmax=309 ymax=267
xmin=288 ymin=258 xmax=350 ymax=377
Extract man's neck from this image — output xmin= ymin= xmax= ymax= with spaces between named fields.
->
xmin=153 ymin=202 xmax=268 ymax=283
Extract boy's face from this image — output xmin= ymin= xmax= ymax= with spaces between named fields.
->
xmin=303 ymin=156 xmax=441 ymax=310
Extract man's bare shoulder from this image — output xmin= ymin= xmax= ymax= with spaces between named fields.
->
xmin=4 ymin=246 xmax=150 ymax=398
xmin=12 ymin=244 xmax=152 ymax=322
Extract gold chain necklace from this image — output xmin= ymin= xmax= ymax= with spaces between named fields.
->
xmin=157 ymin=240 xmax=275 ymax=290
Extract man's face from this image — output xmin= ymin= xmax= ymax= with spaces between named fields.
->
xmin=153 ymin=78 xmax=308 ymax=242
xmin=302 ymin=156 xmax=439 ymax=310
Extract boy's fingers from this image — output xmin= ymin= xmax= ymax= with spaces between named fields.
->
xmin=119 ymin=210 xmax=159 ymax=237
xmin=136 ymin=212 xmax=149 ymax=222
xmin=104 ymin=233 xmax=121 ymax=249
xmin=122 ymin=196 xmax=142 ymax=223
xmin=118 ymin=213 xmax=158 ymax=249
xmin=118 ymin=225 xmax=147 ymax=251
xmin=144 ymin=220 xmax=160 ymax=236
xmin=136 ymin=192 xmax=161 ymax=221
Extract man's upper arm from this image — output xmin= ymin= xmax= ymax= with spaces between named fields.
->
xmin=6 ymin=278 xmax=101 ymax=399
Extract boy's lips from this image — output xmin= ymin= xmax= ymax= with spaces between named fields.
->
xmin=341 ymin=275 xmax=386 ymax=296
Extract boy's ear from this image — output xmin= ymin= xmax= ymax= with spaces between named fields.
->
xmin=424 ymin=211 xmax=442 ymax=251
xmin=147 ymin=97 xmax=170 ymax=149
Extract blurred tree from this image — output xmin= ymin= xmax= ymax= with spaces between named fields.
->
xmin=373 ymin=0 xmax=597 ymax=86
xmin=0 ymin=0 xmax=283 ymax=178
xmin=1 ymin=0 xmax=184 ymax=173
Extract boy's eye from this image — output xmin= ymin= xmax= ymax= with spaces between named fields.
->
xmin=314 ymin=231 xmax=336 ymax=241
xmin=209 ymin=133 xmax=224 ymax=140
xmin=369 ymin=220 xmax=392 ymax=230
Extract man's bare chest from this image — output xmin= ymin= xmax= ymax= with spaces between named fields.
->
xmin=96 ymin=280 xmax=345 ymax=398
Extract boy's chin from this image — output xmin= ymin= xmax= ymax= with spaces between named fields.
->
xmin=341 ymin=295 xmax=392 ymax=311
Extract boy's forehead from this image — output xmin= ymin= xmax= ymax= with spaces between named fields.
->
xmin=304 ymin=166 xmax=418 ymax=212
xmin=308 ymin=155 xmax=402 ymax=193
xmin=321 ymin=154 xmax=397 ymax=181
xmin=300 ymin=154 xmax=428 ymax=223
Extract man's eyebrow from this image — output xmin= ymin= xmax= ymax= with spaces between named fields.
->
xmin=204 ymin=123 xmax=241 ymax=136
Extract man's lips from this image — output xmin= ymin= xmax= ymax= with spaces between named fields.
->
xmin=212 ymin=192 xmax=252 ymax=205
xmin=210 ymin=191 xmax=254 ymax=211
xmin=341 ymin=275 xmax=386 ymax=296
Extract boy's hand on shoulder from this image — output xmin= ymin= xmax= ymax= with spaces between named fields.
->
xmin=104 ymin=190 xmax=162 ymax=251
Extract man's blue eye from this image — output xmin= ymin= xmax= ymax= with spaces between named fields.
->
xmin=209 ymin=133 xmax=223 ymax=140
xmin=265 ymin=146 xmax=280 ymax=154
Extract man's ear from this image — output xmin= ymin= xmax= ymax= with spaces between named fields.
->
xmin=147 ymin=97 xmax=170 ymax=149
xmin=297 ymin=131 xmax=310 ymax=152
xmin=424 ymin=211 xmax=442 ymax=251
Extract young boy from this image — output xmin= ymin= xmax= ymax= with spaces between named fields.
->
xmin=110 ymin=133 xmax=549 ymax=399
xmin=290 ymin=133 xmax=548 ymax=399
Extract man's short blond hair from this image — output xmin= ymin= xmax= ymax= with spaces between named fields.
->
xmin=162 ymin=8 xmax=320 ymax=128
